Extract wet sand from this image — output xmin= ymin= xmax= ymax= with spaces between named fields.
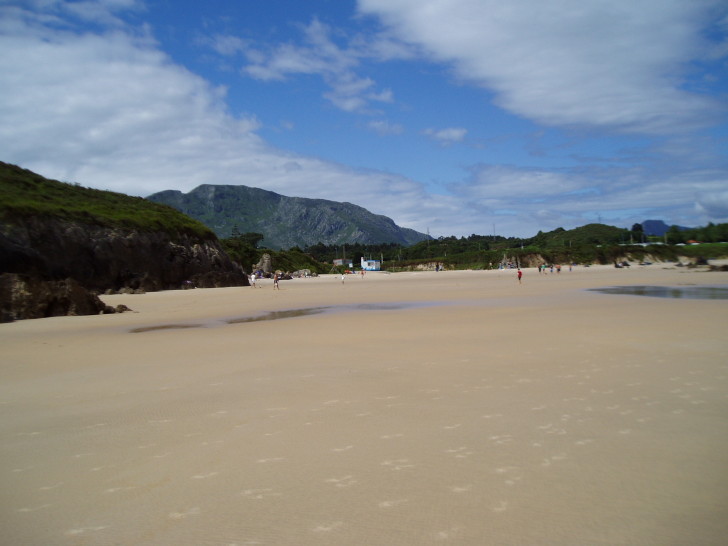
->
xmin=2 ymin=264 xmax=728 ymax=545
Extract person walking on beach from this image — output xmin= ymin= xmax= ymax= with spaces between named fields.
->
xmin=273 ymin=272 xmax=280 ymax=290
xmin=517 ymin=269 xmax=522 ymax=284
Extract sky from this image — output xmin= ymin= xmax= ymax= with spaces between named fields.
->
xmin=1 ymin=0 xmax=727 ymax=239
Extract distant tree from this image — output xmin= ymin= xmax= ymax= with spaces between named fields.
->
xmin=666 ymin=225 xmax=685 ymax=244
xmin=220 ymin=232 xmax=265 ymax=271
xmin=631 ymin=223 xmax=645 ymax=243
xmin=240 ymin=232 xmax=264 ymax=248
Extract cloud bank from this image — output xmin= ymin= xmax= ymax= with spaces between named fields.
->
xmin=0 ymin=0 xmax=726 ymax=240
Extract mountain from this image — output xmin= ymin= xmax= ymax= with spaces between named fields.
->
xmin=641 ymin=219 xmax=690 ymax=236
xmin=146 ymin=185 xmax=431 ymax=249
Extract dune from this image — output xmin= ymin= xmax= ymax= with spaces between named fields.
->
xmin=1 ymin=264 xmax=727 ymax=545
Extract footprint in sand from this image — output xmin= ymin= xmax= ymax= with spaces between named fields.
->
xmin=381 ymin=458 xmax=415 ymax=471
xmin=105 ymin=486 xmax=137 ymax=493
xmin=325 ymin=475 xmax=357 ymax=488
xmin=378 ymin=499 xmax=408 ymax=509
xmin=241 ymin=488 xmax=281 ymax=500
xmin=444 ymin=446 xmax=474 ymax=458
xmin=191 ymin=472 xmax=219 ymax=479
xmin=169 ymin=507 xmax=200 ymax=520
xmin=435 ymin=526 xmax=463 ymax=540
xmin=492 ymin=501 xmax=508 ymax=513
xmin=541 ymin=454 xmax=567 ymax=467
xmin=65 ymin=526 xmax=108 ymax=536
xmin=312 ymin=521 xmax=343 ymax=533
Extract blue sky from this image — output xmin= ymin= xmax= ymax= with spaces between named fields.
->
xmin=1 ymin=0 xmax=727 ymax=238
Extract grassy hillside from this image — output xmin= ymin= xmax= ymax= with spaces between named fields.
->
xmin=0 ymin=162 xmax=214 ymax=239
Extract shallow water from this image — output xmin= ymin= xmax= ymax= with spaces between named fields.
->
xmin=227 ymin=307 xmax=329 ymax=324
xmin=590 ymin=285 xmax=728 ymax=300
xmin=131 ymin=301 xmax=444 ymax=332
xmin=226 ymin=301 xmax=442 ymax=324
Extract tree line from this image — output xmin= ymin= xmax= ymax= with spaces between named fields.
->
xmin=220 ymin=222 xmax=728 ymax=274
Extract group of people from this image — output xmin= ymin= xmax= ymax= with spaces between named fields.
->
xmin=537 ymin=263 xmax=572 ymax=274
xmin=249 ymin=272 xmax=280 ymax=289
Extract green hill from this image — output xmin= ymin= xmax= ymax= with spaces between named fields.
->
xmin=528 ymin=223 xmax=629 ymax=247
xmin=0 ymin=161 xmax=214 ymax=239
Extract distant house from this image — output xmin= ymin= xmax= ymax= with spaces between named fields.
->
xmin=333 ymin=258 xmax=353 ymax=268
xmin=361 ymin=257 xmax=381 ymax=271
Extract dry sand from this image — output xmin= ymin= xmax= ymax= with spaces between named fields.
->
xmin=1 ymin=264 xmax=727 ymax=545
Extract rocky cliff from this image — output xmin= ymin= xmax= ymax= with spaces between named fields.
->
xmin=0 ymin=217 xmax=248 ymax=321
xmin=1 ymin=216 xmax=247 ymax=292
xmin=0 ymin=162 xmax=249 ymax=322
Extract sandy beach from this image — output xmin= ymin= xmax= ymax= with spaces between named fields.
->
xmin=2 ymin=264 xmax=727 ymax=545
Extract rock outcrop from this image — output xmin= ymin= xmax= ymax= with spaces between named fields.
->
xmin=0 ymin=217 xmax=248 ymax=321
xmin=0 ymin=273 xmax=110 ymax=322
xmin=2 ymin=216 xmax=248 ymax=293
xmin=252 ymin=253 xmax=273 ymax=276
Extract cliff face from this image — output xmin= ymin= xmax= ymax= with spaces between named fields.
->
xmin=0 ymin=161 xmax=250 ymax=321
xmin=1 ymin=216 xmax=248 ymax=293
xmin=0 ymin=217 xmax=248 ymax=321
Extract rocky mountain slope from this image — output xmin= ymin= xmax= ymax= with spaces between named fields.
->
xmin=147 ymin=184 xmax=430 ymax=249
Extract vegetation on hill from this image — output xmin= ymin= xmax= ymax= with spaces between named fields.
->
xmin=146 ymin=184 xmax=429 ymax=248
xmin=300 ymin=223 xmax=728 ymax=271
xmin=0 ymin=162 xmax=215 ymax=239
xmin=220 ymin=230 xmax=329 ymax=274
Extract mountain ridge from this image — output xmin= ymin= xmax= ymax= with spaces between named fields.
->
xmin=147 ymin=184 xmax=430 ymax=249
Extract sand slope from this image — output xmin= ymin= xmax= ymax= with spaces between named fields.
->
xmin=2 ymin=265 xmax=727 ymax=545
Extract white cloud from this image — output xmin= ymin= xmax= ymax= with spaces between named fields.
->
xmin=423 ymin=127 xmax=467 ymax=146
xmin=207 ymin=34 xmax=249 ymax=56
xmin=0 ymin=4 xmax=443 ymax=231
xmin=447 ymin=162 xmax=728 ymax=233
xmin=235 ymin=18 xmax=396 ymax=113
xmin=367 ymin=120 xmax=404 ymax=135
xmin=358 ymin=0 xmax=727 ymax=133
xmin=459 ymin=165 xmax=587 ymax=201
xmin=695 ymin=190 xmax=728 ymax=221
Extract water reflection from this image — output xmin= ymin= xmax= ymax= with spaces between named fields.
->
xmin=132 ymin=301 xmax=442 ymax=333
xmin=130 ymin=323 xmax=203 ymax=333
xmin=226 ymin=302 xmax=437 ymax=324
xmin=589 ymin=285 xmax=728 ymax=300
xmin=227 ymin=307 xmax=328 ymax=324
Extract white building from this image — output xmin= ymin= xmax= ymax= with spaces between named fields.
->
xmin=361 ymin=257 xmax=381 ymax=271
